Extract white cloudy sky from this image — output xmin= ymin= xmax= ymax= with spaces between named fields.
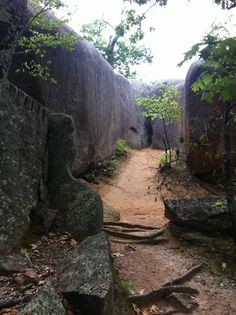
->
xmin=64 ymin=0 xmax=234 ymax=82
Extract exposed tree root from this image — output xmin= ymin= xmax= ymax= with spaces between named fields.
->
xmin=150 ymin=310 xmax=180 ymax=315
xmin=103 ymin=227 xmax=166 ymax=240
xmin=111 ymin=237 xmax=168 ymax=245
xmin=129 ymin=264 xmax=202 ymax=308
xmin=104 ymin=226 xmax=149 ymax=233
xmin=103 ymin=221 xmax=162 ymax=230
xmin=0 ymin=295 xmax=30 ymax=309
xmin=129 ymin=286 xmax=199 ymax=303
xmin=162 ymin=264 xmax=203 ymax=287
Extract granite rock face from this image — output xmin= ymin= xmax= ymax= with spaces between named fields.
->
xmin=47 ymin=113 xmax=103 ymax=241
xmin=0 ymin=251 xmax=31 ymax=274
xmin=0 ymin=81 xmax=48 ymax=254
xmin=130 ymin=80 xmax=153 ymax=148
xmin=21 ymin=282 xmax=66 ymax=315
xmin=184 ymin=60 xmax=236 ymax=177
xmin=0 ymin=0 xmax=28 ymax=84
xmin=58 ymin=232 xmax=113 ymax=315
xmin=9 ymin=23 xmax=140 ymax=175
xmin=164 ymin=197 xmax=232 ymax=235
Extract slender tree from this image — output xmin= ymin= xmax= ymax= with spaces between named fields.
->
xmin=136 ymin=85 xmax=182 ymax=167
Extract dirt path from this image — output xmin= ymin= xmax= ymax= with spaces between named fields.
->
xmin=98 ymin=148 xmax=166 ymax=226
xmin=97 ymin=148 xmax=236 ymax=315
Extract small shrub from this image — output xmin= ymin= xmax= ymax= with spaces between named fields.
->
xmin=97 ymin=158 xmax=119 ymax=177
xmin=115 ymin=139 xmax=129 ymax=157
xmin=82 ymin=171 xmax=97 ymax=182
xmin=159 ymin=152 xmax=169 ymax=167
xmin=114 ymin=272 xmax=133 ymax=296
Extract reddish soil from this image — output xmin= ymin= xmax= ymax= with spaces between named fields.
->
xmin=98 ymin=148 xmax=236 ymax=315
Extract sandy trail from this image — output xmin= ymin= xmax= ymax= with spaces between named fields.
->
xmin=97 ymin=148 xmax=236 ymax=315
xmin=98 ymin=148 xmax=167 ymax=226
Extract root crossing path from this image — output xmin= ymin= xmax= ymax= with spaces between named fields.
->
xmin=97 ymin=148 xmax=236 ymax=315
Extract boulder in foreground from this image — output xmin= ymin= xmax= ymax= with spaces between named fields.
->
xmin=58 ymin=232 xmax=113 ymax=315
xmin=164 ymin=197 xmax=232 ymax=235
xmin=21 ymin=282 xmax=66 ymax=315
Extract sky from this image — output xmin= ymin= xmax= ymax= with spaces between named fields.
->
xmin=64 ymin=0 xmax=234 ymax=82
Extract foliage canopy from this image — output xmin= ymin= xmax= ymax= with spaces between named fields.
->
xmin=136 ymin=84 xmax=182 ymax=166
xmin=16 ymin=0 xmax=77 ymax=83
xmin=79 ymin=0 xmax=160 ymax=78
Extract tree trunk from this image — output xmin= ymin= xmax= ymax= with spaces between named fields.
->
xmin=106 ymin=34 xmax=120 ymax=66
xmin=162 ymin=117 xmax=171 ymax=167
xmin=223 ymin=101 xmax=236 ymax=239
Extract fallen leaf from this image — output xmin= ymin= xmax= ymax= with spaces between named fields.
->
xmin=138 ymin=288 xmax=145 ymax=294
xmin=112 ymin=252 xmax=124 ymax=258
xmin=70 ymin=239 xmax=78 ymax=247
xmin=132 ymin=303 xmax=145 ymax=315
xmin=148 ymin=304 xmax=160 ymax=313
xmin=59 ymin=234 xmax=70 ymax=241
xmin=222 ymin=262 xmax=227 ymax=272
xmin=29 ymin=240 xmax=42 ymax=250
xmin=14 ymin=269 xmax=38 ymax=285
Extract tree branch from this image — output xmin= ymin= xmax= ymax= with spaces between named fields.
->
xmin=141 ymin=0 xmax=159 ymax=20
xmin=26 ymin=1 xmax=50 ymax=30
xmin=102 ymin=18 xmax=115 ymax=31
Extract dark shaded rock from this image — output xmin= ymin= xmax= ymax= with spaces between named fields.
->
xmin=30 ymin=203 xmax=57 ymax=235
xmin=130 ymin=80 xmax=153 ymax=148
xmin=164 ymin=197 xmax=232 ymax=235
xmin=20 ymin=282 xmax=66 ymax=315
xmin=0 ymin=0 xmax=28 ymax=84
xmin=0 ymin=252 xmax=31 ymax=274
xmin=184 ymin=61 xmax=236 ymax=178
xmin=9 ymin=19 xmax=140 ymax=175
xmin=47 ymin=113 xmax=103 ymax=241
xmin=58 ymin=232 xmax=113 ymax=315
xmin=182 ymin=232 xmax=214 ymax=248
xmin=0 ymin=81 xmax=48 ymax=254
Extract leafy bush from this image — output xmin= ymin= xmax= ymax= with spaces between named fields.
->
xmin=82 ymin=140 xmax=129 ymax=182
xmin=97 ymin=158 xmax=119 ymax=177
xmin=115 ymin=139 xmax=130 ymax=157
xmin=159 ymin=152 xmax=169 ymax=167
xmin=82 ymin=171 xmax=97 ymax=182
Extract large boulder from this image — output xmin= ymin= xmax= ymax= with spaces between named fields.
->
xmin=184 ymin=60 xmax=236 ymax=178
xmin=21 ymin=282 xmax=66 ymax=315
xmin=47 ymin=113 xmax=103 ymax=241
xmin=0 ymin=81 xmax=48 ymax=254
xmin=164 ymin=197 xmax=232 ymax=235
xmin=130 ymin=80 xmax=153 ymax=148
xmin=0 ymin=251 xmax=31 ymax=274
xmin=9 ymin=19 xmax=140 ymax=175
xmin=0 ymin=0 xmax=28 ymax=84
xmin=58 ymin=232 xmax=114 ymax=315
